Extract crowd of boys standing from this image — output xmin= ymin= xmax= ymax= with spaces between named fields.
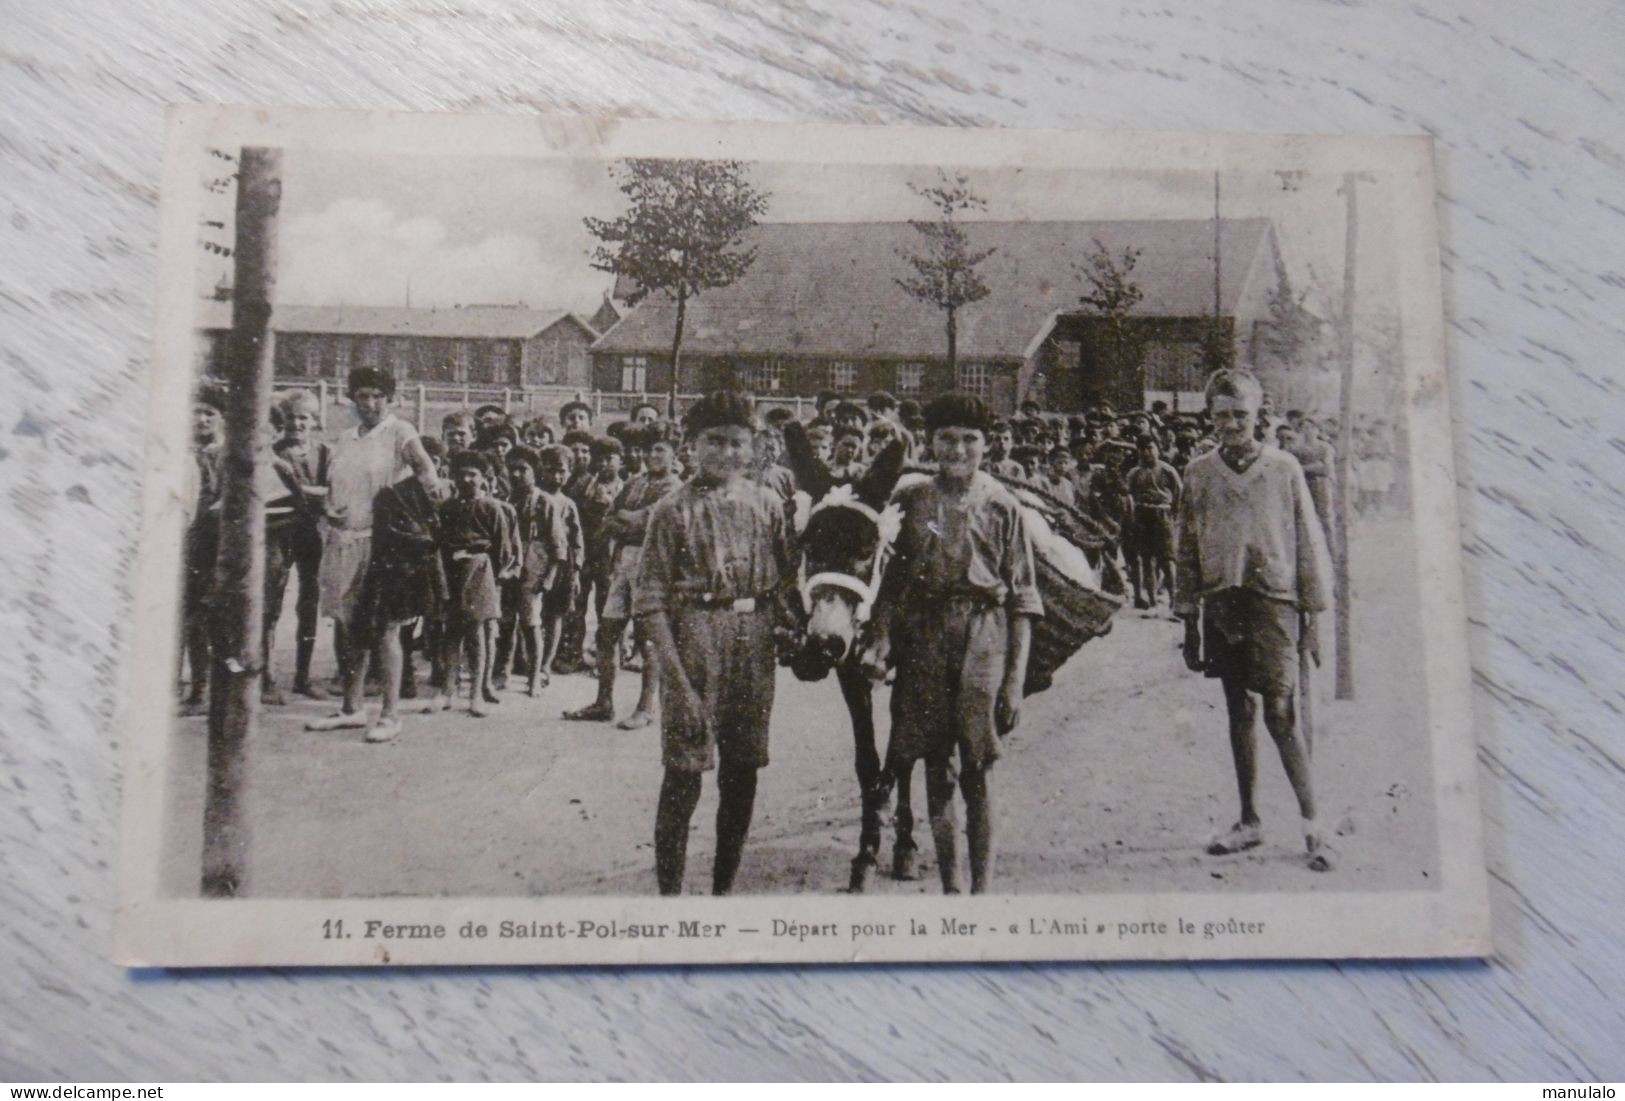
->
xmin=182 ymin=365 xmax=1377 ymax=892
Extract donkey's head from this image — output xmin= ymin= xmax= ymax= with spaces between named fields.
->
xmin=783 ymin=423 xmax=909 ymax=680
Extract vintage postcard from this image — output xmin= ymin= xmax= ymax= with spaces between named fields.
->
xmin=115 ymin=106 xmax=1488 ymax=966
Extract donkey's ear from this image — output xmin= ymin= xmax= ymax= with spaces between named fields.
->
xmin=781 ymin=420 xmax=833 ymax=501
xmin=856 ymin=439 xmax=908 ymax=508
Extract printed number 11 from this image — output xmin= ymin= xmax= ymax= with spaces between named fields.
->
xmin=322 ymin=919 xmax=346 ymax=939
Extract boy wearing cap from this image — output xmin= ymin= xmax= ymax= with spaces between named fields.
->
xmin=473 ymin=404 xmax=508 ymax=436
xmin=832 ymin=400 xmax=870 ymax=436
xmin=263 ymin=389 xmax=331 ymax=704
xmin=559 ymin=399 xmax=594 ymax=436
xmin=636 ymin=391 xmax=796 ymax=895
xmin=523 ymin=445 xmax=585 ymax=690
xmin=871 ymin=392 xmax=1042 ymax=895
xmin=1044 ymin=446 xmax=1079 ymax=508
xmin=493 ymin=446 xmax=543 ymax=692
xmin=179 ymin=383 xmax=227 ymax=714
xmin=1176 ymin=369 xmax=1335 ymax=871
xmin=551 ymin=429 xmax=598 ymax=672
xmin=628 ymin=400 xmax=661 ymax=428
xmin=581 ymin=436 xmax=628 ymax=604
xmin=441 ymin=411 xmax=475 ymax=457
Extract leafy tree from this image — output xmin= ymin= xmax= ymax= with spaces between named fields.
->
xmin=584 ymin=158 xmax=769 ymax=411
xmin=202 ymin=148 xmax=237 ymax=259
xmin=1257 ymin=256 xmax=1321 ymax=365
xmin=895 ymin=171 xmax=994 ymax=380
xmin=1075 ymin=238 xmax=1145 ymax=406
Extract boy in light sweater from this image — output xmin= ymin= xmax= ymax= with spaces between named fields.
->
xmin=1175 ymin=369 xmax=1336 ymax=871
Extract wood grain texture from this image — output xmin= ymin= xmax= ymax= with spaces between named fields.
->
xmin=2 ymin=0 xmax=1622 ymax=1081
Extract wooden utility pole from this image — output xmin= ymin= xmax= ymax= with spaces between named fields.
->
xmin=1213 ymin=172 xmax=1223 ymax=320
xmin=202 ymin=146 xmax=281 ymax=897
xmin=1331 ymin=172 xmax=1373 ymax=701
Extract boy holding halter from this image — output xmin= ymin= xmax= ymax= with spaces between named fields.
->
xmin=873 ymin=392 xmax=1042 ymax=895
xmin=636 ymin=392 xmax=796 ymax=895
xmin=1176 ymin=369 xmax=1336 ymax=871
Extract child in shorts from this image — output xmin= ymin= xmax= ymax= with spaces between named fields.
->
xmin=263 ymin=389 xmax=331 ymax=703
xmin=439 ymin=451 xmax=520 ymax=715
xmin=636 ymin=392 xmax=796 ymax=895
xmin=494 ymin=446 xmax=543 ymax=693
xmin=871 ymin=392 xmax=1042 ymax=895
xmin=566 ymin=426 xmax=682 ymax=728
xmin=529 ymin=445 xmax=584 ymax=689
xmin=1175 ymin=369 xmax=1336 ymax=871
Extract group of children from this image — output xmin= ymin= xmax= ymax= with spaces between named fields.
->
xmin=183 ymin=366 xmax=1342 ymax=890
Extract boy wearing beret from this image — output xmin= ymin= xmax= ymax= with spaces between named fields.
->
xmin=636 ymin=391 xmax=796 ymax=895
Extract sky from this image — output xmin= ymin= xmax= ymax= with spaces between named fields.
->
xmin=195 ymin=148 xmax=1398 ymax=323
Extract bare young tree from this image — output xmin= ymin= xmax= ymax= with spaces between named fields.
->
xmin=584 ymin=158 xmax=770 ymax=411
xmin=895 ymin=171 xmax=994 ymax=379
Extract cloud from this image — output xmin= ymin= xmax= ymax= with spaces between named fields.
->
xmin=278 ymin=198 xmax=608 ymax=311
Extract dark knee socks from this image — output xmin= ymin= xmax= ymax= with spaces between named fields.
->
xmin=925 ymin=763 xmax=960 ymax=893
xmin=961 ymin=766 xmax=993 ymax=894
xmin=654 ymin=770 xmax=703 ymax=896
xmin=713 ymin=763 xmax=759 ymax=896
xmin=653 ymin=763 xmax=762 ymax=897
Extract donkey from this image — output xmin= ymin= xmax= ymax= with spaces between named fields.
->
xmin=780 ymin=425 xmax=923 ymax=892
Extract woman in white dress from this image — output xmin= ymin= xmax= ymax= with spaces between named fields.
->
xmin=307 ymin=367 xmax=444 ymax=741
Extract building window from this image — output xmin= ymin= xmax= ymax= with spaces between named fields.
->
xmin=957 ymin=362 xmax=989 ymax=398
xmin=332 ymin=338 xmax=353 ymax=376
xmin=896 ymin=362 xmax=925 ymax=394
xmin=390 ymin=338 xmax=413 ymax=378
xmin=480 ymin=341 xmax=517 ymax=385
xmin=452 ymin=341 xmax=473 ymax=382
xmin=301 ymin=340 xmax=322 ymax=377
xmin=752 ymin=358 xmax=784 ymax=393
xmin=827 ymin=360 xmax=855 ymax=391
xmin=360 ymin=337 xmax=383 ymax=370
xmin=620 ymin=355 xmax=649 ymax=392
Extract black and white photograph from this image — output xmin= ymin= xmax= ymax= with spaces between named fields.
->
xmin=114 ymin=108 xmax=1486 ymax=966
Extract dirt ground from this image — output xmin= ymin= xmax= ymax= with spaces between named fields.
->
xmin=158 ymin=515 xmax=1439 ymax=898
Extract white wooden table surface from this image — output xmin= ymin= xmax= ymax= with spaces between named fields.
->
xmin=3 ymin=0 xmax=1622 ymax=1082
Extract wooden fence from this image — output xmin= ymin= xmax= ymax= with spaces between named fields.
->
xmin=273 ymin=380 xmax=816 ymax=433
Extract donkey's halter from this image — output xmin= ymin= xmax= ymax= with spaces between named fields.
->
xmin=800 ymin=483 xmax=902 ymax=625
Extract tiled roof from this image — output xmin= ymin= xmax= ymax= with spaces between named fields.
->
xmin=593 ymin=218 xmax=1276 ymax=361
xmin=195 ymin=302 xmax=597 ymax=340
